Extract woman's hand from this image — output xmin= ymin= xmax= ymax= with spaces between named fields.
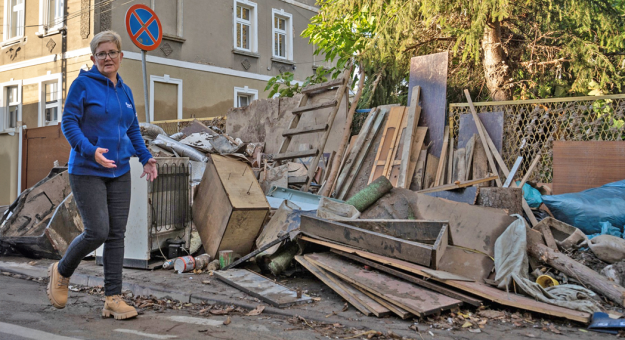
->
xmin=95 ymin=148 xmax=116 ymax=168
xmin=141 ymin=158 xmax=158 ymax=182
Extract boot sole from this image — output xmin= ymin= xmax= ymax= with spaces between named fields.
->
xmin=46 ymin=263 xmax=66 ymax=309
xmin=102 ymin=308 xmax=138 ymax=320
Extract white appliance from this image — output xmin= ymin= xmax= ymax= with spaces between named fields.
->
xmin=96 ymin=157 xmax=192 ymax=269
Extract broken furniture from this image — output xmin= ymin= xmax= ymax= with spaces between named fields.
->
xmin=194 ymin=154 xmax=270 ymax=260
xmin=300 ymin=215 xmax=448 ymax=269
xmin=96 ymin=157 xmax=192 ymax=269
xmin=0 ymin=169 xmax=78 ymax=259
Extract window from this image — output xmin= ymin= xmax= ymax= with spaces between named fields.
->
xmin=4 ymin=0 xmax=25 ymax=41
xmin=45 ymin=0 xmax=64 ymax=31
xmin=0 ymin=80 xmax=22 ymax=133
xmin=43 ymin=81 xmax=61 ymax=125
xmin=272 ymin=9 xmax=293 ymax=60
xmin=150 ymin=75 xmax=183 ymax=122
xmin=233 ymin=0 xmax=257 ymax=53
xmin=233 ymin=86 xmax=258 ymax=108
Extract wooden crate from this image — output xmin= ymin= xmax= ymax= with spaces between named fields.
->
xmin=193 ymin=155 xmax=270 ymax=259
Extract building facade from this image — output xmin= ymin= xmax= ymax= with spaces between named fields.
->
xmin=0 ymin=0 xmax=327 ymax=205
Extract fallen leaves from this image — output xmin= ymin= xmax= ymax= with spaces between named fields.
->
xmin=342 ymin=303 xmax=349 ymax=312
xmin=223 ymin=316 xmax=231 ymax=325
xmin=246 ymin=305 xmax=265 ymax=316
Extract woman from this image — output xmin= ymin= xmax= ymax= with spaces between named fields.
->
xmin=47 ymin=30 xmax=157 ymax=320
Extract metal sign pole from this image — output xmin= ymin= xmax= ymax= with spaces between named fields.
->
xmin=141 ymin=50 xmax=150 ymax=123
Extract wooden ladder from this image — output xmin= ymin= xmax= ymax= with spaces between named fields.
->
xmin=273 ymin=68 xmax=351 ymax=191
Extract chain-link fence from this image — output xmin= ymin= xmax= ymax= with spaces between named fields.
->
xmin=449 ymin=94 xmax=625 ymax=183
xmin=151 ymin=117 xmax=227 ymax=135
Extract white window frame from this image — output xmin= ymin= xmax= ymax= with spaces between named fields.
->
xmin=150 ymin=74 xmax=183 ymax=122
xmin=271 ymin=9 xmax=293 ymax=61
xmin=233 ymin=0 xmax=258 ymax=53
xmin=233 ymin=86 xmax=258 ymax=108
xmin=0 ymin=79 xmax=23 ymax=134
xmin=37 ymin=0 xmax=65 ymax=36
xmin=3 ymin=0 xmax=25 ymax=43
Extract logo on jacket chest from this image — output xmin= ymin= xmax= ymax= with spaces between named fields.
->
xmin=125 ymin=102 xmax=133 ymax=109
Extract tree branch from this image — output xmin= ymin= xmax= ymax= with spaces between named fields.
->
xmin=404 ymin=37 xmax=456 ymax=51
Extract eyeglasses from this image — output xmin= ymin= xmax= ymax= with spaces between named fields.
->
xmin=94 ymin=51 xmax=120 ymax=60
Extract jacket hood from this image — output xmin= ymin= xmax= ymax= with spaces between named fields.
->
xmin=79 ymin=65 xmax=125 ymax=87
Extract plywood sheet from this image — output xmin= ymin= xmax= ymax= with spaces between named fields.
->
xmin=552 ymin=141 xmax=625 ymax=194
xmin=212 ymin=155 xmax=269 ymax=209
xmin=408 ymin=52 xmax=448 ymax=158
xmin=305 ymin=252 xmax=462 ymax=317
xmin=437 ymin=245 xmax=494 ymax=282
xmin=458 ymin=112 xmax=504 ymax=152
xmin=369 ymin=107 xmax=405 ymax=183
xmin=24 ymin=125 xmax=71 ymax=188
xmin=214 ymin=269 xmax=312 ymax=307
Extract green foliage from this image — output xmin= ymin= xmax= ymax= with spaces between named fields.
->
xmin=264 ymin=67 xmax=330 ymax=98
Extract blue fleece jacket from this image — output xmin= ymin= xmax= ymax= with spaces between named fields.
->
xmin=61 ymin=66 xmax=152 ymax=177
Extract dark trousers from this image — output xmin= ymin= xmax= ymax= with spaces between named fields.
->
xmin=58 ymin=171 xmax=131 ymax=296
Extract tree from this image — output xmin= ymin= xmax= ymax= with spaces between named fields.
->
xmin=301 ymin=0 xmax=625 ymax=102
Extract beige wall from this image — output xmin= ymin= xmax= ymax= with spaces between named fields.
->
xmin=118 ymin=58 xmax=271 ymax=120
xmin=0 ymin=134 xmax=19 ymax=205
xmin=107 ymin=0 xmax=328 ymax=82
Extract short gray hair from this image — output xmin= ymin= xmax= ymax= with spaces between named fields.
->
xmin=90 ymin=30 xmax=122 ymax=55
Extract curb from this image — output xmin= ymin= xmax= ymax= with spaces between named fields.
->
xmin=0 ymin=261 xmax=383 ymax=331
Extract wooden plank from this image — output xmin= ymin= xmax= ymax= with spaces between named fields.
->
xmin=300 ymin=215 xmax=440 ymax=268
xmin=291 ymin=99 xmax=338 ymax=115
xmin=434 ymin=126 xmax=450 ymax=186
xmin=278 ymin=95 xmax=309 ymax=154
xmin=214 ymin=269 xmax=313 ymax=307
xmin=553 ymin=141 xmax=625 ymax=194
xmin=305 ymin=252 xmax=463 ymax=317
xmin=472 ymin=136 xmax=490 ymax=185
xmin=477 ymin=187 xmax=523 ymax=215
xmin=223 ymin=234 xmax=290 ymax=270
xmin=294 ymin=255 xmax=374 ymax=316
xmin=301 ymin=78 xmax=344 ymax=94
xmin=437 ymin=246 xmax=494 ymax=283
xmin=397 ymin=86 xmax=422 ymax=188
xmin=273 ymin=149 xmax=319 ymax=161
xmin=409 ymin=149 xmax=428 ymax=191
xmin=464 ymin=135 xmax=476 ymax=179
xmin=288 ymin=176 xmax=308 ymax=184
xmin=425 ymin=186 xmax=478 ymax=205
xmin=423 ymin=154 xmax=439 ymax=189
xmin=447 ymin=136 xmax=454 ymax=184
xmin=338 ymin=219 xmax=447 ymax=244
xmin=212 ymin=155 xmax=269 ymax=208
xmin=332 ymin=249 xmax=483 ymax=307
xmin=503 ymin=156 xmax=523 ymax=187
xmin=518 ymin=152 xmax=541 ymax=188
xmin=300 ymin=236 xmax=591 ymax=324
xmin=282 ymin=123 xmax=328 ymax=137
xmin=452 ymin=148 xmax=466 ymax=182
xmin=463 ymin=91 xmax=502 ymax=186
xmin=404 ymin=127 xmax=428 ymax=189
xmin=408 ymin=51 xmax=448 ymax=158
xmin=387 ymin=107 xmax=410 ymax=186
xmin=337 ymin=109 xmax=386 ymax=200
xmin=354 ymin=286 xmax=412 ymax=319
xmin=368 ymin=107 xmax=404 ymax=184
xmin=335 ymin=109 xmax=379 ymax=196
xmin=417 ymin=175 xmax=498 ymax=194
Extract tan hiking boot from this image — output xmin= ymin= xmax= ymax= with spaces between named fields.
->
xmin=47 ymin=262 xmax=70 ymax=309
xmin=102 ymin=295 xmax=138 ymax=320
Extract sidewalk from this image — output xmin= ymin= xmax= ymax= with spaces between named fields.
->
xmin=0 ymin=255 xmax=415 ymax=333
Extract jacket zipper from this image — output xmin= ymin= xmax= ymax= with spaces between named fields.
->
xmin=114 ymin=83 xmax=123 ymax=178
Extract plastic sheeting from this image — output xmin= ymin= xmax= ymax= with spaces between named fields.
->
xmin=494 ymin=215 xmax=603 ymax=314
xmin=153 ymin=134 xmax=208 ymax=162
xmin=139 ymin=123 xmax=166 ymax=139
xmin=542 ymin=180 xmax=625 ymax=235
xmin=517 ymin=182 xmax=543 ymax=208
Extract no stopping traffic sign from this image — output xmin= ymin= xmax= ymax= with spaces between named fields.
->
xmin=125 ymin=4 xmax=162 ymax=51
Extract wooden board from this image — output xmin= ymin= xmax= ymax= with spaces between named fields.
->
xmin=213 ymin=269 xmax=313 ymax=307
xmin=23 ymin=125 xmax=71 ymax=189
xmin=425 ymin=186 xmax=478 ymax=205
xmin=212 ymin=155 xmax=269 ymax=209
xmin=404 ymin=127 xmax=428 ymax=189
xmin=338 ymin=219 xmax=448 ymax=245
xmin=301 ymin=215 xmax=446 ymax=268
xmin=417 ymin=175 xmax=498 ymax=194
xmin=398 ymin=87 xmax=423 ymax=189
xmin=300 ymin=236 xmax=591 ymax=324
xmin=464 ymin=135 xmax=476 ymax=178
xmin=458 ymin=112 xmax=504 ymax=152
xmin=369 ymin=107 xmax=405 ymax=184
xmin=354 ymin=286 xmax=412 ymax=319
xmin=423 ymin=154 xmax=439 ymax=189
xmin=305 ymin=252 xmax=463 ymax=317
xmin=336 ymin=109 xmax=386 ymax=200
xmin=409 ymin=149 xmax=428 ymax=191
xmin=553 ymin=141 xmax=625 ymax=194
xmin=437 ymin=245 xmax=494 ymax=283
xmin=434 ymin=126 xmax=450 ymax=186
xmin=477 ymin=187 xmax=523 ymax=215
xmin=452 ymin=148 xmax=466 ymax=182
xmin=332 ymin=249 xmax=482 ymax=307
xmin=387 ymin=107 xmax=409 ymax=186
xmin=408 ymin=51 xmax=448 ymax=158
xmin=295 ymin=255 xmax=374 ymax=316
xmin=472 ymin=136 xmax=490 ymax=186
